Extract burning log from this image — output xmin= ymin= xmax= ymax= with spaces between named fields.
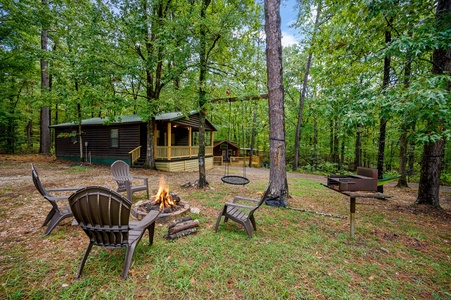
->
xmin=164 ymin=216 xmax=200 ymax=240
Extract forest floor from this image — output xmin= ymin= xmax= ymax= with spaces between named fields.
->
xmin=1 ymin=154 xmax=450 ymax=299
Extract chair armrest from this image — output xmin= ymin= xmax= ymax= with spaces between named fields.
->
xmin=132 ymin=176 xmax=148 ymax=184
xmin=225 ymin=202 xmax=256 ymax=210
xmin=45 ymin=195 xmax=71 ymax=201
xmin=233 ymin=196 xmax=259 ymax=204
xmin=47 ymin=187 xmax=83 ymax=193
xmin=132 ymin=210 xmax=160 ymax=230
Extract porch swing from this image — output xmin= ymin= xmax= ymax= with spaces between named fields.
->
xmin=221 ymin=100 xmax=250 ymax=186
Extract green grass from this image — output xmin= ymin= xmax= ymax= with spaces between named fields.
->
xmin=1 ymin=163 xmax=450 ymax=299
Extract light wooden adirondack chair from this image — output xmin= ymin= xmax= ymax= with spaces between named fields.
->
xmin=111 ymin=160 xmax=149 ymax=200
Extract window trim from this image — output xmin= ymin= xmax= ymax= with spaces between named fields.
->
xmin=110 ymin=128 xmax=119 ymax=148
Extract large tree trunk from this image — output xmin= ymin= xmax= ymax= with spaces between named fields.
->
xmin=265 ymin=0 xmax=288 ymax=197
xmin=39 ymin=0 xmax=51 ymax=155
xmin=377 ymin=27 xmax=392 ymax=193
xmin=416 ymin=0 xmax=450 ymax=207
xmin=145 ymin=119 xmax=156 ymax=170
xmin=197 ymin=0 xmax=212 ymax=189
xmin=416 ymin=139 xmax=445 ymax=207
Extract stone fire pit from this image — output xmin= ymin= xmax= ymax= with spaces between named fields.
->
xmin=131 ymin=191 xmax=191 ymax=224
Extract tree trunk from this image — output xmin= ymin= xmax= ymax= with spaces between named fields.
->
xmin=249 ymin=111 xmax=257 ymax=167
xmin=340 ymin=136 xmax=345 ymax=170
xmin=145 ymin=119 xmax=156 ymax=169
xmin=354 ymin=125 xmax=362 ymax=170
xmin=39 ymin=0 xmax=50 ymax=155
xmin=265 ymin=0 xmax=288 ymax=197
xmin=397 ymin=46 xmax=413 ymax=188
xmin=416 ymin=139 xmax=445 ymax=207
xmin=397 ymin=123 xmax=409 ymax=187
xmin=377 ymin=27 xmax=392 ymax=193
xmin=293 ymin=1 xmax=322 ymax=171
xmin=416 ymin=0 xmax=450 ymax=207
xmin=77 ymin=101 xmax=84 ymax=163
xmin=313 ymin=115 xmax=318 ymax=168
xmin=197 ymin=0 xmax=212 ymax=189
xmin=408 ymin=122 xmax=416 ymax=174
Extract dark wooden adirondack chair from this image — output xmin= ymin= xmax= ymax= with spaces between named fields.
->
xmin=31 ymin=163 xmax=82 ymax=236
xmin=68 ymin=186 xmax=160 ymax=280
xmin=214 ymin=182 xmax=271 ymax=238
xmin=111 ymin=160 xmax=149 ymax=200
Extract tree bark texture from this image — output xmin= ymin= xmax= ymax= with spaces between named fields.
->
xmin=397 ymin=46 xmax=413 ymax=188
xmin=416 ymin=0 xmax=450 ymax=206
xmin=377 ymin=27 xmax=392 ymax=193
xmin=264 ymin=0 xmax=288 ymax=197
xmin=196 ymin=0 xmax=212 ymax=189
xmin=146 ymin=119 xmax=156 ymax=169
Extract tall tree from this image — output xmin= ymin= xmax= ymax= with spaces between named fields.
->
xmin=196 ymin=0 xmax=213 ymax=188
xmin=377 ymin=23 xmax=392 ymax=193
xmin=265 ymin=0 xmax=288 ymax=197
xmin=39 ymin=0 xmax=50 ymax=155
xmin=416 ymin=0 xmax=450 ymax=207
xmin=293 ymin=0 xmax=322 ymax=170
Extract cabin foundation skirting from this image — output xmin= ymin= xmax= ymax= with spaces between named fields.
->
xmin=57 ymin=156 xmax=212 ymax=172
xmin=155 ymin=157 xmax=213 ymax=172
xmin=57 ymin=156 xmax=126 ymax=166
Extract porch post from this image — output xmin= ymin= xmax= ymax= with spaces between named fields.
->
xmin=210 ymin=131 xmax=214 ymax=156
xmin=154 ymin=122 xmax=158 ymax=160
xmin=188 ymin=127 xmax=192 ymax=157
xmin=167 ymin=122 xmax=172 ymax=160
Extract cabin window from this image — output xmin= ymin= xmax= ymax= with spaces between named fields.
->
xmin=110 ymin=129 xmax=119 ymax=147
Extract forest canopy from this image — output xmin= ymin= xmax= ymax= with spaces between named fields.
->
xmin=1 ymin=0 xmax=450 ymax=189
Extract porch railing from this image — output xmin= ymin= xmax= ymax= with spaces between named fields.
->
xmin=230 ymin=156 xmax=260 ymax=168
xmin=156 ymin=146 xmax=213 ymax=160
xmin=128 ymin=146 xmax=142 ymax=165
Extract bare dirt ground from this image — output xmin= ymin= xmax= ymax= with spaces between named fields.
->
xmin=1 ymin=153 xmax=450 ymax=236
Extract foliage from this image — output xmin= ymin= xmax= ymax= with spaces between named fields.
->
xmin=1 ymin=0 xmax=450 ymax=183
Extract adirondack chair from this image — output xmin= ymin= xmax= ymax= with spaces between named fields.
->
xmin=214 ymin=182 xmax=271 ymax=238
xmin=68 ymin=186 xmax=160 ymax=280
xmin=31 ymin=163 xmax=82 ymax=236
xmin=111 ymin=160 xmax=149 ymax=201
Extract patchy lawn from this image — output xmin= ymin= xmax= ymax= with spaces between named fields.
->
xmin=1 ymin=154 xmax=450 ymax=299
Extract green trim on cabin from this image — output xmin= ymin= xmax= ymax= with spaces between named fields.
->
xmin=58 ymin=156 xmax=130 ymax=165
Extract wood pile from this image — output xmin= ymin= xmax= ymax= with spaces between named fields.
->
xmin=163 ymin=216 xmax=200 ymax=240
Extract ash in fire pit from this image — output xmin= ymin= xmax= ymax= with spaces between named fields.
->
xmin=131 ymin=177 xmax=190 ymax=224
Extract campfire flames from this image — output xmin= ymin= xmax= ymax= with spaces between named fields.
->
xmin=154 ymin=177 xmax=176 ymax=210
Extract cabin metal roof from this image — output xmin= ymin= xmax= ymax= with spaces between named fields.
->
xmin=50 ymin=111 xmax=217 ymax=131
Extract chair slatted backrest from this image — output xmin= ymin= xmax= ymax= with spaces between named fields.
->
xmin=111 ymin=160 xmax=132 ymax=191
xmin=69 ymin=186 xmax=132 ymax=248
xmin=248 ymin=182 xmax=272 ymax=217
xmin=31 ymin=164 xmax=48 ymax=197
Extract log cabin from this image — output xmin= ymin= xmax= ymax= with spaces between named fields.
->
xmin=51 ymin=111 xmax=217 ymax=172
